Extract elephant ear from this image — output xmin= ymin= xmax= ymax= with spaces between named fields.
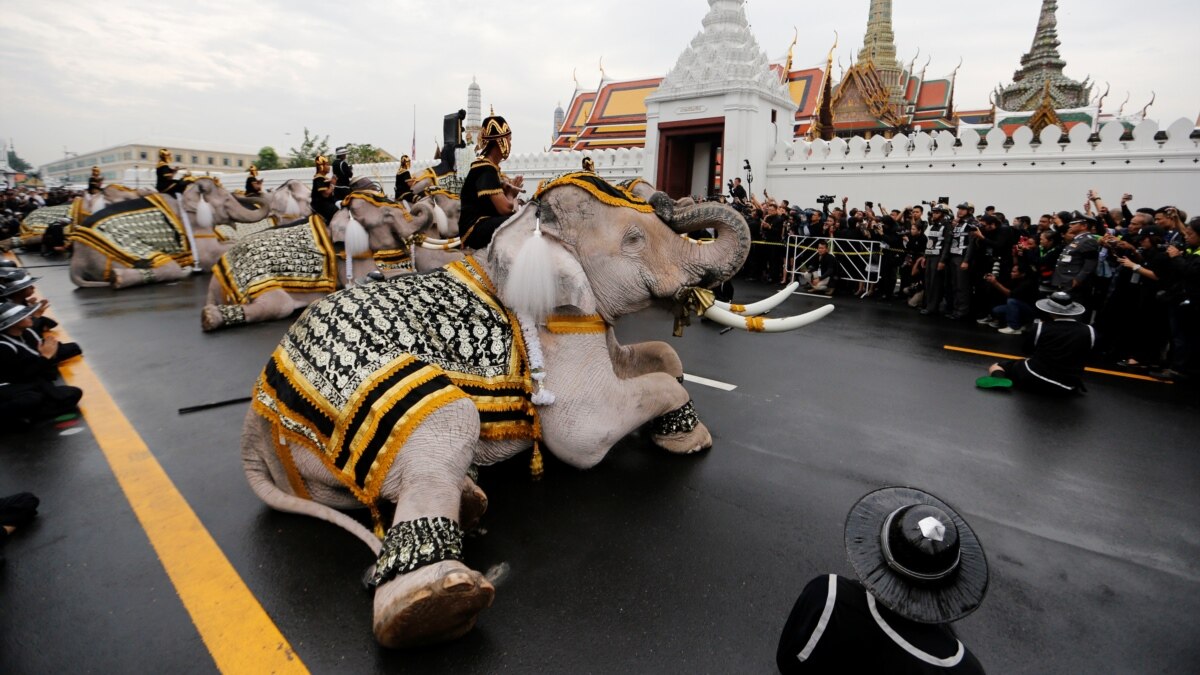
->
xmin=494 ymin=204 xmax=595 ymax=322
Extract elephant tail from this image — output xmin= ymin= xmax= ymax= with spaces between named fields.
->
xmin=242 ymin=412 xmax=382 ymax=555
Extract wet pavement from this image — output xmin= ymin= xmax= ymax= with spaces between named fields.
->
xmin=2 ymin=254 xmax=1198 ymax=673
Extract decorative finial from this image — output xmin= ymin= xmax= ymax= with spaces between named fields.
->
xmin=1095 ymin=82 xmax=1110 ymax=113
xmin=1140 ymin=92 xmax=1156 ymax=118
xmin=1117 ymin=91 xmax=1131 ymax=117
xmin=599 ymin=56 xmax=607 ymax=79
xmin=490 ymin=104 xmax=495 ymax=115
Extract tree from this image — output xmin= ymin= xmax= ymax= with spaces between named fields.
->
xmin=7 ymin=149 xmax=32 ymax=172
xmin=256 ymin=146 xmax=281 ymax=170
xmin=345 ymin=143 xmax=390 ymax=164
xmin=286 ymin=128 xmax=330 ymax=168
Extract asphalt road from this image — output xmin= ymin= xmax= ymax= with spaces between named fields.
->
xmin=2 ymin=257 xmax=1198 ymax=673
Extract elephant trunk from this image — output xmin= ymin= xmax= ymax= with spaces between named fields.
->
xmin=665 ymin=201 xmax=751 ymax=289
xmin=223 ymin=189 xmax=271 ymax=223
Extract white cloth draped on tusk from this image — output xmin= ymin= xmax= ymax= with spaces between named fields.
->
xmin=713 ymin=282 xmax=800 ymax=316
xmin=702 ymin=302 xmax=834 ymax=332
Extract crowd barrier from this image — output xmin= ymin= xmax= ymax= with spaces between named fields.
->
xmin=784 ymin=235 xmax=882 ymax=285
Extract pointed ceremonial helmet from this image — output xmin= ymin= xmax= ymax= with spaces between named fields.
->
xmin=477 ymin=107 xmax=513 ymax=160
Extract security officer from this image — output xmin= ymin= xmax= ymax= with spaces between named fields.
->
xmin=459 ymin=110 xmax=524 ymax=250
xmin=310 ymin=155 xmax=338 ymax=225
xmin=394 ymin=155 xmax=414 ymax=202
xmin=332 ymin=146 xmax=354 ymax=200
xmin=1051 ymin=212 xmax=1101 ymax=301
xmin=244 ymin=165 xmax=264 ymax=197
xmin=155 ymin=148 xmax=184 ymax=196
xmin=919 ymin=205 xmax=953 ymax=315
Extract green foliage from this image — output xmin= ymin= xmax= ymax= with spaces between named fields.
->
xmin=256 ymin=146 xmax=281 ymax=170
xmin=7 ymin=149 xmax=32 ymax=172
xmin=286 ymin=128 xmax=330 ymax=168
xmin=344 ymin=143 xmax=390 ymax=164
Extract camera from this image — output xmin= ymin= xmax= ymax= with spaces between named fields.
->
xmin=816 ymin=195 xmax=835 ymax=205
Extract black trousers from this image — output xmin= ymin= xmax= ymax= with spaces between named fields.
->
xmin=0 ymin=380 xmax=83 ymax=427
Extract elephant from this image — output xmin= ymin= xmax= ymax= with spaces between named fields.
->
xmin=69 ymin=177 xmax=267 ymax=289
xmin=328 ymin=188 xmax=466 ymax=275
xmin=200 ymin=190 xmax=446 ymax=331
xmin=240 ymin=172 xmax=832 ymax=648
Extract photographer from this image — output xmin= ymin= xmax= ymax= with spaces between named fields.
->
xmin=943 ymin=202 xmax=980 ymax=320
xmin=919 ymin=205 xmax=954 ymax=316
xmin=1105 ymin=229 xmax=1168 ymax=370
xmin=729 ymin=177 xmax=748 ymax=205
xmin=900 ymin=220 xmax=928 ymax=307
xmin=970 ymin=214 xmax=1018 ymax=323
xmin=1156 ymin=217 xmax=1200 ymax=380
xmin=798 ymin=241 xmax=837 ymax=296
xmin=983 ymin=235 xmax=1040 ymax=334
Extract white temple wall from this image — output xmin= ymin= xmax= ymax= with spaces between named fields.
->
xmin=763 ymin=118 xmax=1200 ymax=216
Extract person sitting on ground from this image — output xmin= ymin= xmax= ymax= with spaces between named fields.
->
xmin=981 ymin=292 xmax=1096 ymax=394
xmin=798 ymin=241 xmax=836 ymax=295
xmin=0 ymin=300 xmax=84 ymax=428
xmin=984 ymin=235 xmax=1040 ymax=334
xmin=0 ymin=492 xmax=39 ymax=564
xmin=776 ymin=486 xmax=988 ymax=674
xmin=0 ymin=269 xmax=81 ymax=362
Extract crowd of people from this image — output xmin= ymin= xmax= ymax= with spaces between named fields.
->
xmin=726 ymin=189 xmax=1199 ymax=384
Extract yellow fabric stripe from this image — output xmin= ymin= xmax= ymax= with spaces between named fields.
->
xmin=54 ymin=336 xmax=308 ymax=674
xmin=942 ymin=345 xmax=1172 ymax=383
xmin=544 ymin=314 xmax=607 ymax=334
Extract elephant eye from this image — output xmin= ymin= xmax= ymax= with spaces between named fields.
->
xmin=622 ymin=227 xmax=645 ymax=250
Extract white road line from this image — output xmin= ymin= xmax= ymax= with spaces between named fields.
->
xmin=682 ymin=373 xmax=738 ymax=391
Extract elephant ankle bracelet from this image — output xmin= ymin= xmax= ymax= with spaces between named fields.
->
xmin=653 ymin=400 xmax=700 ymax=436
xmin=367 ymin=517 xmax=465 ymax=588
xmin=218 ymin=305 xmax=247 ymax=326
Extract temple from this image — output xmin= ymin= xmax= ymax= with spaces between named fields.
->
xmin=548 ymin=0 xmax=1146 ymax=150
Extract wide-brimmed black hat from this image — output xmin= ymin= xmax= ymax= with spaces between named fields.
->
xmin=0 ymin=300 xmax=37 ymax=331
xmin=1036 ymin=291 xmax=1086 ymax=316
xmin=845 ymin=486 xmax=988 ymax=624
xmin=0 ymin=268 xmax=38 ymax=297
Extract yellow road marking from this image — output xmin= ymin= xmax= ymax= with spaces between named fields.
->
xmin=943 ymin=345 xmax=1171 ymax=384
xmin=54 ymin=337 xmax=308 ymax=674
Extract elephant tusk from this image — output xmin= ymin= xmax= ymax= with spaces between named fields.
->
xmin=702 ymin=302 xmax=833 ymax=333
xmin=713 ymin=282 xmax=800 ymax=316
xmin=417 ymin=237 xmax=462 ymax=250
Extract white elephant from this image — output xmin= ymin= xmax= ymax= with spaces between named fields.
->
xmin=241 ymin=172 xmax=831 ymax=648
xmin=69 ymin=177 xmax=267 ymax=289
xmin=200 ymin=190 xmax=445 ymax=331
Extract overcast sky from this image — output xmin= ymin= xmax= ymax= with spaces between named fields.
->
xmin=3 ymin=0 xmax=1197 ymax=169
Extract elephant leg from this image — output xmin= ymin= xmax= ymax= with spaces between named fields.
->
xmin=111 ymin=261 xmax=188 ymax=289
xmin=202 ymin=289 xmax=301 ymax=331
xmin=651 ymin=399 xmax=712 ymax=455
xmin=371 ymin=397 xmax=494 ymax=648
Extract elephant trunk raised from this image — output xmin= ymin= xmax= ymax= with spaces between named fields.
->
xmin=660 ymin=199 xmax=752 ymax=292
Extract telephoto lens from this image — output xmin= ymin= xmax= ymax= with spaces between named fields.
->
xmin=991 ymin=260 xmax=1002 ymax=276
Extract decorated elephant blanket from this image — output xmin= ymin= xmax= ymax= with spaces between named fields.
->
xmin=19 ymin=204 xmax=74 ymax=237
xmin=212 ymin=216 xmax=337 ymax=304
xmin=214 ymin=217 xmax=277 ymax=242
xmin=252 ymin=256 xmax=537 ymax=518
xmin=71 ymin=194 xmax=193 ymax=268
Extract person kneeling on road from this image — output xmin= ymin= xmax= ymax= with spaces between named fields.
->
xmin=798 ymin=241 xmax=837 ymax=295
xmin=980 ymin=292 xmax=1096 ymax=394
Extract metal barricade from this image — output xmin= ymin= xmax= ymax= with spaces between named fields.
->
xmin=784 ymin=235 xmax=883 ymax=285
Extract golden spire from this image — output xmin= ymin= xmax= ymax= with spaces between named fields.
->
xmin=809 ymin=32 xmax=839 ymax=142
xmin=781 ymin=27 xmax=798 ymax=84
xmin=1028 ymin=79 xmax=1062 ymax=136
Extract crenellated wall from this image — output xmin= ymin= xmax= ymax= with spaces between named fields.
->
xmin=762 ymin=118 xmax=1200 ymax=216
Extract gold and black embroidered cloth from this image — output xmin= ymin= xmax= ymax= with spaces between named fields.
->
xmin=212 ymin=215 xmax=337 ymax=304
xmin=252 ymin=257 xmax=537 ymax=523
xmin=19 ymin=204 xmax=74 ymax=237
xmin=214 ymin=217 xmax=277 ymax=242
xmin=71 ymin=194 xmax=193 ymax=268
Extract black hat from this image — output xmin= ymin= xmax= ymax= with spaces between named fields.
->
xmin=0 ymin=268 xmax=38 ymax=296
xmin=477 ymin=110 xmax=512 ymax=157
xmin=845 ymin=487 xmax=988 ymax=624
xmin=1036 ymin=291 xmax=1086 ymax=316
xmin=956 ymin=201 xmax=975 ymax=212
xmin=0 ymin=299 xmax=38 ymax=331
xmin=1068 ymin=212 xmax=1100 ymax=230
xmin=932 ymin=204 xmax=951 ymax=214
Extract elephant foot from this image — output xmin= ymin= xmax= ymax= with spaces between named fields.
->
xmin=459 ymin=477 xmax=488 ymax=532
xmin=651 ymin=400 xmax=710 ymax=454
xmin=373 ymin=560 xmax=495 ymax=648
xmin=201 ymin=305 xmax=224 ymax=332
xmin=652 ymin=419 xmax=712 ymax=454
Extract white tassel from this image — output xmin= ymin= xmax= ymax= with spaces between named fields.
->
xmin=91 ymin=195 xmax=107 ymax=212
xmin=434 ymin=202 xmax=449 ymax=237
xmin=502 ymin=219 xmax=558 ymax=323
xmin=195 ymin=195 xmax=214 ymax=230
xmin=344 ymin=214 xmax=370 ymax=285
xmin=517 ymin=311 xmax=554 ymax=406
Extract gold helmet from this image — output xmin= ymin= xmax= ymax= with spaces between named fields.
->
xmin=477 ymin=108 xmax=512 ymax=160
xmin=314 ymin=155 xmax=330 ymax=173
xmin=90 ymin=166 xmax=101 ymax=178
xmin=582 ymin=157 xmax=595 ymax=173
xmin=248 ymin=165 xmax=260 ymax=179
xmin=399 ymin=154 xmax=411 ymax=170
xmin=157 ymin=148 xmax=172 ymax=163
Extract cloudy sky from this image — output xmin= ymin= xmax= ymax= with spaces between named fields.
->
xmin=3 ymin=0 xmax=1197 ymax=170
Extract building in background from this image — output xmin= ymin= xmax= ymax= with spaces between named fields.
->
xmin=38 ymin=139 xmax=259 ymax=187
